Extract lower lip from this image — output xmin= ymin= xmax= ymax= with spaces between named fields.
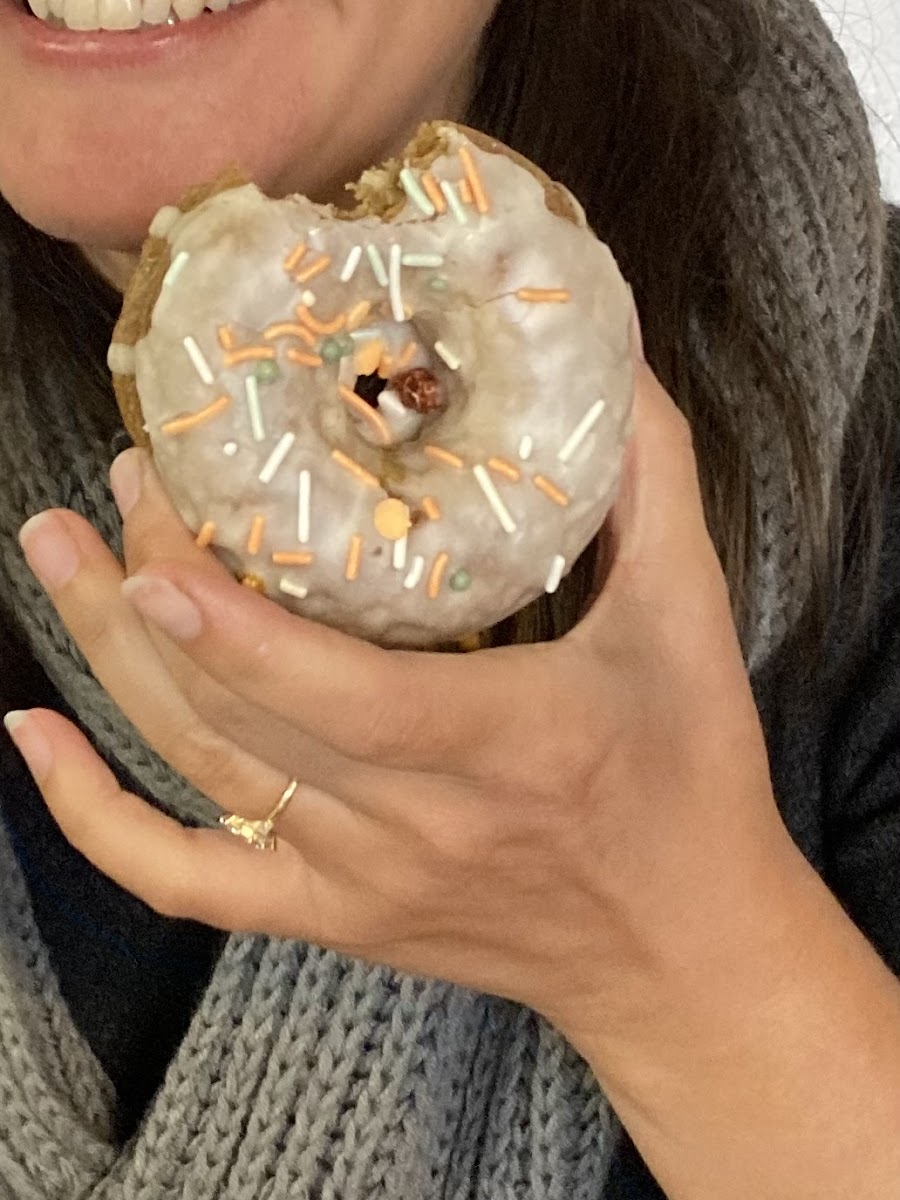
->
xmin=0 ymin=0 xmax=265 ymax=67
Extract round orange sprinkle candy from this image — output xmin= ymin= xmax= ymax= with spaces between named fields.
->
xmin=374 ymin=498 xmax=412 ymax=541
xmin=195 ymin=520 xmax=216 ymax=549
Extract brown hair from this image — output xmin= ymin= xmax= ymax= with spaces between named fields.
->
xmin=0 ymin=0 xmax=896 ymax=682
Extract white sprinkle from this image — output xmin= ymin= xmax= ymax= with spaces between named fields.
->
xmin=434 ymin=341 xmax=461 ymax=371
xmin=107 ymin=342 xmax=136 ymax=376
xmin=404 ymin=556 xmax=426 ymax=590
xmin=340 ymin=245 xmax=363 ymax=283
xmin=401 ymin=253 xmax=445 ymax=269
xmin=279 ymin=579 xmax=309 ymax=601
xmin=245 ymin=376 xmax=265 ymax=442
xmin=399 ymin=167 xmax=437 ymax=217
xmin=298 ymin=469 xmax=312 ymax=544
xmin=392 ymin=534 xmax=409 ymax=572
xmin=518 ymin=434 xmax=534 ymax=461
xmin=557 ymin=400 xmax=606 ymax=464
xmin=149 ymin=205 xmax=181 ymax=239
xmin=441 ymin=180 xmax=469 ymax=226
xmin=259 ymin=432 xmax=296 ymax=485
xmin=301 ymin=290 xmax=317 ymax=308
xmin=367 ymin=244 xmax=389 ymax=287
xmin=183 ymin=337 xmax=214 ymax=386
xmin=389 ymin=244 xmax=405 ymax=323
xmin=545 ymin=554 xmax=567 ymax=595
xmin=378 ymin=389 xmax=407 ymax=419
xmin=473 ymin=465 xmax=517 ymax=534
xmin=163 ymin=250 xmax=190 ymax=289
xmin=350 ymin=329 xmax=383 ymax=342
xmin=223 ymin=441 xmax=239 ymax=457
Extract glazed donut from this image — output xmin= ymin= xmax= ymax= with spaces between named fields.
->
xmin=109 ymin=122 xmax=634 ymax=647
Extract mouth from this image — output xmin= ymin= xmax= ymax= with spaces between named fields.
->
xmin=19 ymin=0 xmax=254 ymax=32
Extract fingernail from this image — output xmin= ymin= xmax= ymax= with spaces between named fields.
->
xmin=19 ymin=512 xmax=80 ymax=591
xmin=4 ymin=711 xmax=53 ymax=783
xmin=109 ymin=449 xmax=144 ymax=520
xmin=122 ymin=575 xmax=203 ymax=640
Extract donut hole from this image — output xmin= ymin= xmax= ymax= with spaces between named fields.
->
xmin=354 ymin=372 xmax=389 ymax=408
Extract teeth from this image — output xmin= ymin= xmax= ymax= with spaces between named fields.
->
xmin=99 ymin=0 xmax=141 ymax=26
xmin=171 ymin=0 xmax=204 ymax=16
xmin=65 ymin=0 xmax=99 ymax=29
xmin=27 ymin=0 xmax=50 ymax=15
xmin=141 ymin=0 xmax=172 ymax=19
xmin=25 ymin=0 xmax=247 ymax=29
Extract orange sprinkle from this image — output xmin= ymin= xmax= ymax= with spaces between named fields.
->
xmin=354 ymin=338 xmax=386 ymax=378
xmin=459 ymin=178 xmax=474 ymax=206
xmin=331 ymin=449 xmax=380 ymax=489
xmin=459 ymin=145 xmax=490 ymax=214
xmin=224 ymin=346 xmax=277 ymax=367
xmin=195 ymin=520 xmax=216 ymax=549
xmin=516 ymin=288 xmax=572 ymax=304
xmin=488 ymin=456 xmax=522 ymax=482
xmin=346 ymin=300 xmax=372 ymax=331
xmin=293 ymin=255 xmax=332 ymax=284
xmin=297 ymin=305 xmax=346 ymax=336
xmin=286 ymin=349 xmax=325 ymax=369
xmin=421 ymin=171 xmax=448 ymax=214
xmin=374 ymin=498 xmax=412 ymax=541
xmin=378 ymin=352 xmax=394 ymax=380
xmin=272 ymin=551 xmax=315 ymax=567
xmin=428 ymin=552 xmax=450 ymax=600
xmin=162 ymin=394 xmax=231 ymax=437
xmin=421 ymin=495 xmax=442 ymax=521
xmin=345 ymin=534 xmax=364 ymax=582
xmin=396 ymin=341 xmax=417 ymax=371
xmin=533 ymin=474 xmax=571 ymax=507
xmin=246 ymin=514 xmax=266 ymax=556
xmin=424 ymin=445 xmax=465 ymax=469
xmin=283 ymin=242 xmax=308 ymax=273
xmin=339 ymin=385 xmax=390 ymax=445
xmin=264 ymin=321 xmax=317 ymax=347
xmin=217 ymin=326 xmax=237 ymax=351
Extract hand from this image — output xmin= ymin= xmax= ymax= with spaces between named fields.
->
xmin=8 ymin=351 xmax=795 ymax=1050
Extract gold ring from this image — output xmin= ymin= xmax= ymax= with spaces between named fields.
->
xmin=219 ymin=779 xmax=299 ymax=852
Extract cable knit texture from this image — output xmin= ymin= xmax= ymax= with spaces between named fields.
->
xmin=0 ymin=1 xmax=887 ymax=1196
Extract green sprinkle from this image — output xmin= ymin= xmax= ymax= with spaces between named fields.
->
xmin=254 ymin=359 xmax=282 ymax=385
xmin=428 ymin=276 xmax=450 ymax=293
xmin=449 ymin=569 xmax=472 ymax=593
xmin=320 ymin=337 xmax=344 ymax=363
xmin=335 ymin=333 xmax=355 ymax=356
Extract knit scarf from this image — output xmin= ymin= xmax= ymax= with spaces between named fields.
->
xmin=0 ymin=2 xmax=886 ymax=1196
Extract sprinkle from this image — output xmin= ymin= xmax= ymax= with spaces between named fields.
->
xmin=162 ymin=393 xmax=231 ymax=437
xmin=183 ymin=336 xmax=215 ymax=385
xmin=428 ymin=276 xmax=450 ymax=293
xmin=396 ymin=341 xmax=417 ymax=370
xmin=433 ymin=341 xmax=461 ymax=371
xmin=241 ymin=574 xmax=267 ymax=594
xmin=286 ymin=349 xmax=325 ymax=369
xmin=294 ymin=255 xmax=332 ymax=285
xmin=399 ymin=167 xmax=437 ymax=217
xmin=533 ymin=474 xmax=571 ymax=507
xmin=163 ymin=250 xmax=190 ymax=289
xmin=366 ymin=244 xmax=389 ymax=287
xmin=107 ymin=343 xmax=135 ymax=375
xmin=331 ymin=449 xmax=380 ymax=489
xmin=557 ymin=400 xmax=606 ymax=464
xmin=321 ymin=338 xmax=349 ymax=364
xmin=388 ymin=244 xmax=405 ymax=323
xmin=354 ymin=338 xmax=386 ymax=377
xmin=301 ymin=290 xmax=317 ymax=308
xmin=458 ymin=632 xmax=483 ymax=652
xmin=345 ymin=534 xmax=364 ymax=582
xmin=459 ymin=145 xmax=491 ymax=214
xmin=149 ymin=205 xmax=181 ymax=239
xmin=245 ymin=376 xmax=265 ymax=442
xmin=298 ymin=469 xmax=312 ymax=544
xmin=374 ymin=498 xmax=412 ymax=541
xmin=340 ymin=245 xmax=363 ymax=283
xmin=195 ymin=521 xmax=216 ymax=549
xmin=424 ymin=445 xmax=465 ymax=469
xmin=401 ymin=253 xmax=446 ymax=269
xmin=246 ymin=514 xmax=266 ymax=556
xmin=421 ymin=172 xmax=448 ymax=213
xmin=264 ymin=322 xmax=318 ymax=347
xmin=259 ymin=432 xmax=296 ymax=485
xmin=427 ymin=552 xmax=450 ymax=600
xmin=346 ymin=300 xmax=373 ymax=331
xmin=392 ymin=535 xmax=409 ymax=571
xmin=272 ymin=550 xmax=315 ymax=567
xmin=218 ymin=326 xmax=237 ymax=351
xmin=421 ymin=495 xmax=442 ymax=521
xmin=279 ymin=579 xmax=309 ymax=601
xmin=459 ymin=178 xmax=474 ymax=206
xmin=473 ymin=464 xmax=517 ymax=534
xmin=254 ymin=360 xmax=282 ymax=385
xmin=545 ymin=554 xmax=567 ymax=595
xmin=283 ymin=242 xmax=308 ymax=273
xmin=516 ymin=288 xmax=571 ymax=304
xmin=297 ymin=305 xmax=346 ymax=336
xmin=225 ymin=346 xmax=277 ymax=367
xmin=404 ymin=556 xmax=426 ymax=591
xmin=377 ymin=351 xmax=394 ymax=379
xmin=339 ymin=385 xmax=391 ymax=445
xmin=223 ymin=441 xmax=239 ymax=457
xmin=449 ymin=568 xmax=472 ymax=593
xmin=488 ymin=456 xmax=522 ymax=482
xmin=518 ymin=434 xmax=534 ymax=461
xmin=440 ymin=180 xmax=469 ymax=226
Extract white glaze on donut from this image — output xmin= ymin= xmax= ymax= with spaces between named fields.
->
xmin=126 ymin=126 xmax=634 ymax=645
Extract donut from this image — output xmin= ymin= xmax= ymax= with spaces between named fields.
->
xmin=109 ymin=122 xmax=634 ymax=648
